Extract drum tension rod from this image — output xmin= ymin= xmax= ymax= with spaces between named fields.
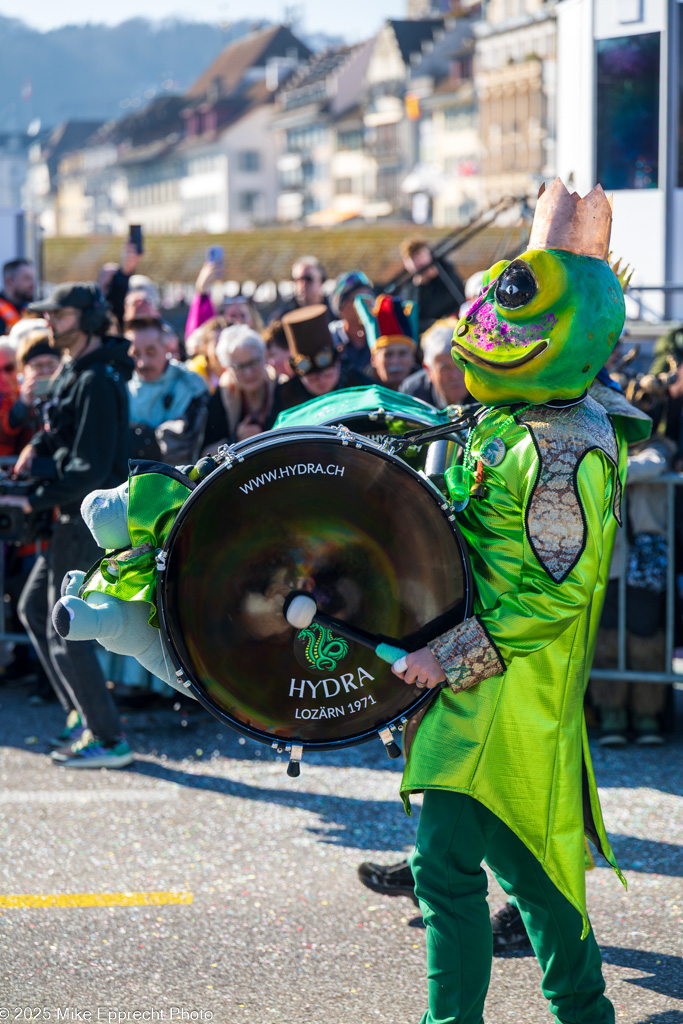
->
xmin=391 ymin=414 xmax=477 ymax=453
xmin=287 ymin=744 xmax=304 ymax=778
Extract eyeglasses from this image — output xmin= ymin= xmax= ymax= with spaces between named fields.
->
xmin=293 ymin=274 xmax=316 ymax=284
xmin=0 ymin=364 xmax=16 ymax=374
xmin=291 ymin=349 xmax=336 ymax=376
xmin=232 ymin=357 xmax=262 ymax=373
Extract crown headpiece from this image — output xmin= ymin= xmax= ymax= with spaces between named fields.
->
xmin=528 ymin=178 xmax=613 ymax=261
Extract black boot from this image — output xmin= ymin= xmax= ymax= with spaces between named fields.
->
xmin=490 ymin=902 xmax=531 ymax=952
xmin=357 ymin=859 xmax=419 ymax=906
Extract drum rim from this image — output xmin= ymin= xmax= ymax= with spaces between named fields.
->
xmin=157 ymin=426 xmax=473 ymax=750
xmin=318 ymin=409 xmax=442 ymax=428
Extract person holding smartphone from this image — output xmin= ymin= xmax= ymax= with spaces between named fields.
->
xmin=184 ymin=247 xmax=255 ymax=339
xmin=97 ymin=227 xmax=144 ymax=332
xmin=10 ymin=329 xmax=61 ymax=434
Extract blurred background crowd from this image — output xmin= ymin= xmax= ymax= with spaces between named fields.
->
xmin=0 ymin=231 xmax=681 ymax=769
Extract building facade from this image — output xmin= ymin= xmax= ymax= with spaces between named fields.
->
xmin=556 ymin=0 xmax=680 ymax=318
xmin=474 ymin=0 xmax=558 ymax=207
xmin=45 ymin=26 xmax=310 ymax=237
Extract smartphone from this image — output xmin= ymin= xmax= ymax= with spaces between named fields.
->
xmin=32 ymin=377 xmax=53 ymax=398
xmin=129 ymin=224 xmax=144 ymax=255
xmin=206 ymin=244 xmax=224 ymax=265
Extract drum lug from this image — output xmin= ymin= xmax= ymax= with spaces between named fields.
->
xmin=176 ymin=668 xmax=191 ymax=689
xmin=272 ymin=741 xmax=286 ymax=754
xmin=378 ymin=726 xmax=402 ymax=759
xmin=216 ymin=444 xmax=243 ymax=466
xmin=286 ymin=744 xmax=303 ymax=778
xmin=335 ymin=424 xmax=355 ymax=446
xmin=155 ymin=550 xmax=167 ymax=572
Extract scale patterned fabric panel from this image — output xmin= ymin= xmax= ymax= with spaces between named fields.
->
xmin=519 ymin=397 xmax=620 ymax=583
xmin=428 ymin=615 xmax=505 ymax=692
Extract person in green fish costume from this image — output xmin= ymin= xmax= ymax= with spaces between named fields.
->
xmin=396 ymin=179 xmax=651 ymax=1024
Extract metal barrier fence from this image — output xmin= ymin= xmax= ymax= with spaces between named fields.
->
xmin=591 ymin=472 xmax=683 ymax=691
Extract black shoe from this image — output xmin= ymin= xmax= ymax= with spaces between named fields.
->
xmin=357 ymin=859 xmax=419 ymax=906
xmin=491 ymin=902 xmax=531 ymax=952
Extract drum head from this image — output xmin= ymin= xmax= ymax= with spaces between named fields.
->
xmin=159 ymin=430 xmax=471 ymax=749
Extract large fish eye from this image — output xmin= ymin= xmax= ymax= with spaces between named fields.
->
xmin=495 ymin=261 xmax=537 ymax=309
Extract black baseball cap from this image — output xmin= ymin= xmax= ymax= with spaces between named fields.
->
xmin=30 ymin=282 xmax=104 ymax=313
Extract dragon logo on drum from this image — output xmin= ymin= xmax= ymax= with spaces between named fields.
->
xmin=297 ymin=622 xmax=350 ymax=671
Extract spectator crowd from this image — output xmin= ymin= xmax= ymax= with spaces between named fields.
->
xmin=0 ymin=237 xmax=679 ymax=769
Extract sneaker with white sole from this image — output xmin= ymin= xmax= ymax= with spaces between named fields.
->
xmin=49 ymin=709 xmax=84 ymax=748
xmin=633 ymin=714 xmax=665 ymax=746
xmin=597 ymin=707 xmax=628 ymax=747
xmin=51 ymin=729 xmax=134 ymax=769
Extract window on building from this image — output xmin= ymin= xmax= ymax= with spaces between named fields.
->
xmin=238 ymin=190 xmax=262 ymax=214
xmin=334 ymin=177 xmax=353 ymax=194
xmin=280 ymin=167 xmax=303 ymax=189
xmin=302 ymin=160 xmax=325 ymax=184
xmin=337 ymin=129 xmax=363 ymax=151
xmin=375 ymin=123 xmax=398 ymax=158
xmin=238 ymin=150 xmax=260 ymax=172
xmin=286 ymin=124 xmax=327 ymax=153
xmin=377 ymin=167 xmax=399 ymax=204
xmin=678 ymin=18 xmax=683 ymax=186
xmin=444 ymin=104 xmax=477 ymax=131
xmin=596 ymin=32 xmax=660 ymax=190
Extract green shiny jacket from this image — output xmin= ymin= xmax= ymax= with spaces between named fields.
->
xmin=400 ymin=382 xmax=651 ymax=937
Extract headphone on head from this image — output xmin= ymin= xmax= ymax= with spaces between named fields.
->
xmin=79 ymin=283 xmax=111 ymax=336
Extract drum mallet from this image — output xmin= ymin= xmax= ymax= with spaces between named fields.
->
xmin=283 ymin=593 xmax=409 ymax=674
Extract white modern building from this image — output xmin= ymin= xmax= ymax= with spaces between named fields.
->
xmin=556 ymin=0 xmax=681 ymax=317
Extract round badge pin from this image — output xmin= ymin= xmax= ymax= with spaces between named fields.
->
xmin=479 ymin=437 xmax=506 ymax=468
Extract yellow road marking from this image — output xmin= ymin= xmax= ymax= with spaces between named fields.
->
xmin=0 ymin=891 xmax=193 ymax=908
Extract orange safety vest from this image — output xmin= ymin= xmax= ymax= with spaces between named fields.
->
xmin=0 ymin=297 xmax=21 ymax=332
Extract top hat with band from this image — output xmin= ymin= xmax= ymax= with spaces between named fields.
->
xmin=281 ymin=304 xmax=338 ymax=376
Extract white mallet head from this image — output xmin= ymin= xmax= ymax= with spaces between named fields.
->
xmin=285 ymin=594 xmax=317 ymax=630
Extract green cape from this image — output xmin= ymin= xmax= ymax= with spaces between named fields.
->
xmin=401 ymin=383 xmax=651 ymax=938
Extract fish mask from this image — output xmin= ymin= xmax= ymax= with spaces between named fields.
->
xmin=451 ymin=181 xmax=626 ymax=406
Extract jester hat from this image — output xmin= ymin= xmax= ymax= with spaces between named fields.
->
xmin=451 ymin=179 xmax=629 ymax=406
xmin=354 ymin=293 xmax=419 ymax=352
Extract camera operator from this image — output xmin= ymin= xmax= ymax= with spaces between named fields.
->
xmin=9 ymin=283 xmax=135 ymax=769
xmin=0 ymin=330 xmax=60 ymax=692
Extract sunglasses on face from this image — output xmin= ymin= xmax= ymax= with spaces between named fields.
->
xmin=291 ymin=349 xmax=336 ymax=376
xmin=293 ymin=274 xmax=316 ymax=284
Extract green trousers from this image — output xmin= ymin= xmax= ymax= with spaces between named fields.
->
xmin=412 ymin=791 xmax=614 ymax=1024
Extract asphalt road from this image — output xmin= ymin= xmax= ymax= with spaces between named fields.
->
xmin=0 ymin=682 xmax=680 ymax=1024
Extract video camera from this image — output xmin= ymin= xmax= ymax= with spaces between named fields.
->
xmin=0 ymin=473 xmax=54 ymax=544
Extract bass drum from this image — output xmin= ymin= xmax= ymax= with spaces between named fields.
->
xmin=273 ymin=384 xmax=450 ymax=472
xmin=158 ymin=426 xmax=472 ymax=751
